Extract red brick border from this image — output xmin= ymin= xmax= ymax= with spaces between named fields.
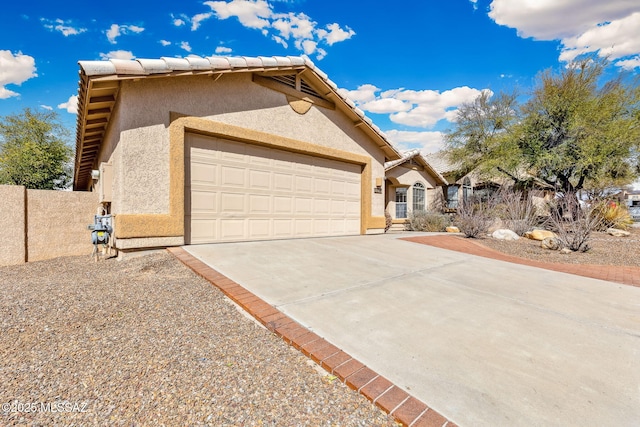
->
xmin=168 ymin=247 xmax=455 ymax=427
xmin=402 ymin=235 xmax=640 ymax=287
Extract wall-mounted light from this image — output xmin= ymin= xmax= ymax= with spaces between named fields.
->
xmin=91 ymin=170 xmax=100 ymax=180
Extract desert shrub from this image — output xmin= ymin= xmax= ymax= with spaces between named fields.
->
xmin=591 ymin=200 xmax=633 ymax=230
xmin=407 ymin=210 xmax=450 ymax=232
xmin=384 ymin=209 xmax=392 ymax=233
xmin=493 ymin=189 xmax=540 ymax=236
xmin=548 ymin=192 xmax=603 ymax=252
xmin=454 ymin=195 xmax=494 ymax=238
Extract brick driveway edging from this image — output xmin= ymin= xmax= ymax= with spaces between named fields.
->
xmin=168 ymin=247 xmax=457 ymax=427
xmin=401 ymin=235 xmax=640 ymax=287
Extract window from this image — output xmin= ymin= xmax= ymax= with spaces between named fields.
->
xmin=395 ymin=188 xmax=407 ymax=218
xmin=446 ymin=185 xmax=459 ymax=209
xmin=462 ymin=177 xmax=472 ymax=204
xmin=413 ymin=182 xmax=425 ymax=212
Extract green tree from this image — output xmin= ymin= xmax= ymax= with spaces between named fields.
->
xmin=445 ymin=59 xmax=640 ymax=194
xmin=0 ymin=108 xmax=73 ymax=190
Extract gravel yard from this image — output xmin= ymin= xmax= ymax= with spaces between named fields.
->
xmin=477 ymin=227 xmax=640 ymax=266
xmin=0 ymin=252 xmax=397 ymax=426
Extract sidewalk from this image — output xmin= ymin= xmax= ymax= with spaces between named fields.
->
xmin=402 ymin=234 xmax=640 ymax=287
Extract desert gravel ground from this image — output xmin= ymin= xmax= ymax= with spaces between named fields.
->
xmin=477 ymin=227 xmax=640 ymax=266
xmin=0 ymin=252 xmax=397 ymax=426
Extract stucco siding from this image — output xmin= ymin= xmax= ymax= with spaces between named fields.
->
xmin=111 ymin=73 xmax=387 ymax=218
xmin=0 ymin=185 xmax=26 ymax=266
xmin=26 ymin=189 xmax=98 ymax=262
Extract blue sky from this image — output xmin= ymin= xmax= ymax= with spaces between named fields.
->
xmin=1 ymin=0 xmax=639 ymax=154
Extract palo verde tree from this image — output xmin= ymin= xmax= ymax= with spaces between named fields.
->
xmin=445 ymin=58 xmax=640 ymax=195
xmin=0 ymin=108 xmax=73 ymax=190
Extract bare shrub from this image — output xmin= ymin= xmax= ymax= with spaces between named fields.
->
xmin=454 ymin=195 xmax=494 ymax=238
xmin=407 ymin=210 xmax=451 ymax=232
xmin=548 ymin=192 xmax=604 ymax=252
xmin=493 ymin=189 xmax=540 ymax=236
xmin=384 ymin=209 xmax=392 ymax=233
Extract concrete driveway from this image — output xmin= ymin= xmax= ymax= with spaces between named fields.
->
xmin=185 ymin=234 xmax=640 ymax=427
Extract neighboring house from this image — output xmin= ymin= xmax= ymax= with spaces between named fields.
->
xmin=384 ymin=149 xmax=448 ymax=229
xmin=623 ymin=190 xmax=640 ymax=221
xmin=424 ymin=151 xmax=491 ymax=211
xmin=73 ymin=56 xmax=401 ymax=253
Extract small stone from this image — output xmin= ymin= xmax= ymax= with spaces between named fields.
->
xmin=446 ymin=226 xmax=460 ymax=233
xmin=607 ymin=228 xmax=630 ymax=237
xmin=559 ymin=247 xmax=572 ymax=254
xmin=492 ymin=229 xmax=520 ymax=241
xmin=525 ymin=229 xmax=556 ymax=241
xmin=541 ymin=237 xmax=560 ymax=250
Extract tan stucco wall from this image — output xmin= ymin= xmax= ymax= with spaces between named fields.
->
xmin=102 ymin=72 xmax=388 ymax=244
xmin=0 ymin=185 xmax=26 ymax=266
xmin=26 ymin=189 xmax=98 ymax=262
xmin=0 ymin=186 xmax=98 ymax=265
xmin=385 ymin=166 xmax=443 ymax=219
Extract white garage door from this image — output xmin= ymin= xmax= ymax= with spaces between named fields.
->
xmin=185 ymin=133 xmax=362 ymax=244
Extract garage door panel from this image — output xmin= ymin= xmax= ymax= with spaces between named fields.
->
xmin=187 ymin=133 xmax=361 ymax=244
xmin=248 ymin=195 xmax=270 ymax=213
xmin=248 ymin=219 xmax=270 ymax=237
xmin=249 ymin=170 xmax=271 ymax=189
xmin=274 ymin=196 xmax=293 ymax=214
xmin=192 ymin=190 xmax=217 ymax=212
xmin=191 ymin=163 xmax=217 ymax=185
xmin=274 ymin=173 xmax=293 ymax=191
xmin=220 ymin=166 xmax=246 ymax=187
xmin=220 ymin=193 xmax=245 ymax=213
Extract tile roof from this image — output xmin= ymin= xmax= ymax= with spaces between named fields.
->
xmin=73 ymin=55 xmax=401 ymax=189
xmin=385 ymin=149 xmax=447 ymax=186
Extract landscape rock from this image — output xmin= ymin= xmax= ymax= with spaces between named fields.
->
xmin=492 ymin=229 xmax=520 ymax=241
xmin=525 ymin=229 xmax=556 ymax=241
xmin=541 ymin=237 xmax=560 ymax=250
xmin=446 ymin=226 xmax=461 ymax=233
xmin=607 ymin=228 xmax=631 ymax=237
xmin=560 ymin=247 xmax=573 ymax=254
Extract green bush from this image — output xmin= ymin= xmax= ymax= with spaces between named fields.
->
xmin=407 ymin=210 xmax=451 ymax=232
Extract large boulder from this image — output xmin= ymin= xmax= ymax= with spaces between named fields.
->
xmin=525 ymin=229 xmax=556 ymax=241
xmin=541 ymin=237 xmax=560 ymax=250
xmin=492 ymin=229 xmax=520 ymax=241
xmin=487 ymin=218 xmax=505 ymax=234
xmin=446 ymin=226 xmax=461 ymax=233
xmin=607 ymin=228 xmax=630 ymax=237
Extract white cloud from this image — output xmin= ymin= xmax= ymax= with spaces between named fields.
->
xmin=180 ymin=41 xmax=192 ymax=52
xmin=359 ymin=98 xmax=411 ymax=114
xmin=215 ymin=46 xmax=233 ymax=54
xmin=205 ymin=0 xmax=272 ymax=29
xmin=57 ymin=95 xmax=78 ymax=114
xmin=41 ymin=18 xmax=87 ymax=36
xmin=0 ymin=50 xmax=37 ymax=99
xmin=344 ymin=84 xmax=485 ymax=128
xmin=106 ymin=23 xmax=145 ymax=44
xmin=616 ymin=55 xmax=640 ymax=70
xmin=488 ymin=0 xmax=640 ymax=69
xmin=338 ymin=84 xmax=379 ymax=103
xmin=99 ymin=50 xmax=135 ymax=60
xmin=385 ymin=130 xmax=446 ymax=154
xmin=160 ymin=40 xmax=172 ymax=46
xmin=194 ymin=0 xmax=355 ymax=59
xmin=191 ymin=12 xmax=214 ymax=30
xmin=40 ymin=104 xmax=53 ymax=111
xmin=469 ymin=0 xmax=478 ymax=10
xmin=173 ymin=16 xmax=186 ymax=27
xmin=317 ymin=23 xmax=355 ymax=46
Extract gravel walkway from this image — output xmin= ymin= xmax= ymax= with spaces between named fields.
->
xmin=0 ymin=252 xmax=397 ymax=426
